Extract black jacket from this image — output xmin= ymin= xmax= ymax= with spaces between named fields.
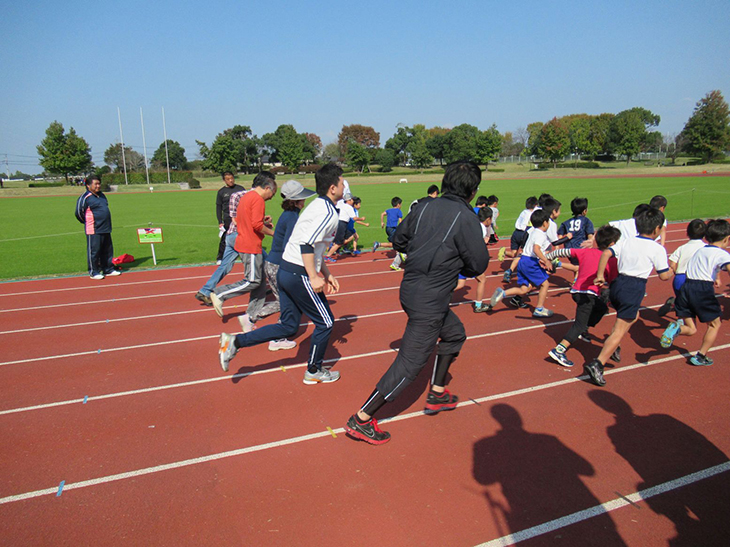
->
xmin=216 ymin=184 xmax=245 ymax=225
xmin=394 ymin=193 xmax=489 ymax=314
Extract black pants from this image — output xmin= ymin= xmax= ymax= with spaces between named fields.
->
xmin=376 ymin=306 xmax=466 ymax=401
xmin=564 ymin=292 xmax=608 ymax=344
xmin=87 ymin=233 xmax=114 ymax=276
xmin=216 ymin=222 xmax=231 ymax=261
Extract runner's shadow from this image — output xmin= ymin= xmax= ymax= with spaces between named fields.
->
xmin=473 ymin=404 xmax=627 ymax=546
xmin=589 ymin=391 xmax=730 ymax=545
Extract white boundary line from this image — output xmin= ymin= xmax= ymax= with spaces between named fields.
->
xmin=0 ymin=344 xmax=726 ymax=507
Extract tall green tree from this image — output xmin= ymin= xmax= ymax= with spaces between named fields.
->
xmin=588 ymin=113 xmax=614 ymax=156
xmin=443 ymin=123 xmax=482 ymax=164
xmin=476 ymin=124 xmax=503 ymax=166
xmin=338 ymin=124 xmax=380 ymax=157
xmin=406 ymin=124 xmax=434 ymax=171
xmin=385 ymin=125 xmax=411 ymax=166
xmin=262 ymin=124 xmax=307 ymax=172
xmin=374 ymin=148 xmax=395 ymax=172
xmin=197 ymin=136 xmax=238 ymax=173
xmin=526 ymin=122 xmax=544 ymax=156
xmin=104 ymin=143 xmax=146 ymax=172
xmin=346 ymin=139 xmax=371 ymax=173
xmin=680 ymin=90 xmax=730 ymax=163
xmin=609 ymin=110 xmax=647 ymax=165
xmin=152 ymin=140 xmax=188 ymax=170
xmin=538 ymin=118 xmax=570 ymax=166
xmin=220 ymin=125 xmax=260 ymax=172
xmin=426 ymin=133 xmax=448 ymax=165
xmin=568 ymin=117 xmax=595 ymax=157
xmin=37 ymin=121 xmax=93 ymax=184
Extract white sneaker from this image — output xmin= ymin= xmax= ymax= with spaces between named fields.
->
xmin=90 ymin=273 xmax=105 ymax=280
xmin=269 ymin=339 xmax=296 ymax=351
xmin=303 ymin=368 xmax=340 ymax=385
xmin=237 ymin=313 xmax=256 ymax=333
xmin=105 ymin=270 xmax=122 ymax=276
xmin=218 ymin=333 xmax=237 ymax=372
xmin=216 ymin=260 xmax=222 ymax=265
xmin=210 ymin=293 xmax=224 ymax=317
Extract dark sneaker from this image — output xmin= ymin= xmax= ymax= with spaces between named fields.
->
xmin=472 ymin=302 xmax=490 ymax=313
xmin=578 ymin=332 xmax=592 ymax=343
xmin=509 ymin=295 xmax=529 ymax=309
xmin=610 ymin=345 xmax=621 ymax=363
xmin=424 ymin=389 xmax=459 ymax=415
xmin=660 ymin=319 xmax=684 ymax=348
xmin=584 ymin=359 xmax=606 ymax=387
xmin=689 ymin=353 xmax=713 ymax=366
xmin=548 ymin=349 xmax=574 ymax=367
xmin=372 ymin=241 xmax=380 ymax=252
xmin=657 ymin=296 xmax=675 ymax=317
xmin=195 ymin=291 xmax=212 ymax=306
xmin=502 ymin=269 xmax=512 ymax=283
xmin=345 ymin=415 xmax=391 ymax=445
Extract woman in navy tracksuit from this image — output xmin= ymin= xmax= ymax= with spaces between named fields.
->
xmin=75 ymin=175 xmax=118 ymax=278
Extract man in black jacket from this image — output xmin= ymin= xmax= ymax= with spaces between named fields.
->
xmin=215 ymin=172 xmax=244 ymax=263
xmin=345 ymin=161 xmax=489 ymax=444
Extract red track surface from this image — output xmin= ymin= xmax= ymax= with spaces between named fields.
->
xmin=1 ymin=223 xmax=729 ymax=546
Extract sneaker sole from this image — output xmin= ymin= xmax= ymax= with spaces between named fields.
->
xmin=344 ymin=426 xmax=391 ymax=445
xmin=219 ymin=334 xmax=232 ymax=372
xmin=424 ymin=403 xmax=458 ymax=415
xmin=302 ymin=375 xmax=340 ymax=385
xmin=490 ymin=290 xmax=505 ymax=308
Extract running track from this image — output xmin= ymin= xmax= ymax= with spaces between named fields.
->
xmin=1 ymin=223 xmax=728 ymax=546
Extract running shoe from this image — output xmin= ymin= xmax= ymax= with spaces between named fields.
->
xmin=303 ymin=368 xmax=340 ymax=385
xmin=352 ymin=250 xmax=361 ymax=256
xmin=268 ymin=339 xmax=296 ymax=351
xmin=324 ymin=256 xmax=337 ymax=263
xmin=533 ymin=307 xmax=554 ymax=318
xmin=610 ymin=345 xmax=621 ymax=363
xmin=237 ymin=313 xmax=256 ymax=333
xmin=497 ymin=247 xmax=506 ymax=261
xmin=389 ymin=264 xmax=402 ymax=271
xmin=502 ymin=269 xmax=512 ymax=283
xmin=219 ymin=333 xmax=237 ymax=372
xmin=210 ymin=293 xmax=224 ymax=317
xmin=552 ymin=259 xmax=562 ymax=269
xmin=345 ymin=415 xmax=391 ymax=445
xmin=90 ymin=273 xmax=105 ymax=280
xmin=578 ymin=332 xmax=592 ymax=343
xmin=195 ymin=291 xmax=212 ymax=306
xmin=424 ymin=389 xmax=459 ymax=414
xmin=490 ymin=287 xmax=506 ymax=308
xmin=689 ymin=353 xmax=713 ymax=366
xmin=509 ymin=295 xmax=529 ymax=309
xmin=660 ymin=319 xmax=684 ymax=348
xmin=472 ymin=302 xmax=490 ymax=313
xmin=657 ymin=296 xmax=675 ymax=317
xmin=372 ymin=241 xmax=381 ymax=252
xmin=105 ymin=270 xmax=122 ymax=276
xmin=584 ymin=359 xmax=606 ymax=387
xmin=548 ymin=348 xmax=574 ymax=367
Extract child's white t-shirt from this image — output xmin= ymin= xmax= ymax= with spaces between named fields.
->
xmin=669 ymin=239 xmax=705 ymax=275
xmin=523 ymin=228 xmax=550 ymax=258
xmin=685 ymin=245 xmax=730 ymax=282
xmin=489 ymin=206 xmax=499 ymax=229
xmin=611 ymin=235 xmax=669 ymax=279
xmin=338 ymin=202 xmax=356 ymax=223
xmin=546 ymin=219 xmax=559 ymax=244
xmin=609 ymin=218 xmax=638 ymax=242
xmin=515 ymin=208 xmax=533 ymax=231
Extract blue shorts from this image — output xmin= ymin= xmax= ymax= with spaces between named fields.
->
xmin=516 ymin=256 xmax=548 ymax=288
xmin=675 ymin=279 xmax=720 ymax=323
xmin=672 ymin=273 xmax=686 ymax=298
xmin=609 ymin=274 xmax=647 ymax=321
xmin=510 ymin=229 xmax=529 ymax=251
xmin=385 ymin=226 xmax=397 ymax=243
xmin=334 ymin=221 xmax=349 ymax=245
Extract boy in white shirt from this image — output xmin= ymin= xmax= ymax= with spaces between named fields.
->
xmin=588 ymin=207 xmax=673 ymax=386
xmin=657 ymin=219 xmax=707 ymax=316
xmin=659 ymin=219 xmax=730 ymax=366
xmin=489 ymin=209 xmax=555 ymax=317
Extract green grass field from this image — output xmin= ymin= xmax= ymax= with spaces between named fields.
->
xmin=1 ymin=174 xmax=729 ymax=280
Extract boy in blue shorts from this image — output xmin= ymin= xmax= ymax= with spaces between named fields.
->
xmin=341 ymin=196 xmax=370 ymax=255
xmin=657 ymin=219 xmax=706 ymax=316
xmin=499 ymin=195 xmax=538 ymax=269
xmin=659 ymin=219 xmax=730 ymax=366
xmin=587 ymin=207 xmax=673 ymax=386
xmin=489 ymin=209 xmax=555 ymax=317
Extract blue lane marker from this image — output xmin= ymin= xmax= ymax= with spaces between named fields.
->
xmin=57 ymin=480 xmax=65 ymax=497
xmin=106 ymin=319 xmax=109 ymax=323
xmin=83 ymin=395 xmax=88 ymax=404
xmin=97 ymin=349 xmax=101 ymax=354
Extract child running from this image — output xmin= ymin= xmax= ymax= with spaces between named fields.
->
xmin=498 ymin=195 xmax=538 ymax=267
xmin=486 ymin=195 xmax=499 ymax=244
xmin=558 ymin=197 xmax=595 ymax=279
xmin=659 ymin=219 xmax=730 ymax=366
xmin=586 ymin=207 xmax=672 ymax=387
xmin=489 ymin=209 xmax=555 ymax=317
xmin=341 ymin=196 xmax=370 ymax=255
xmin=657 ymin=219 xmax=707 ymax=316
xmin=455 ymin=207 xmax=493 ymax=312
xmin=544 ymin=225 xmax=621 ymax=367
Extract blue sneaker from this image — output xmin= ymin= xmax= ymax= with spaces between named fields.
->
xmin=548 ymin=349 xmax=574 ymax=367
xmin=372 ymin=241 xmax=380 ymax=252
xmin=689 ymin=353 xmax=713 ymax=366
xmin=490 ymin=287 xmax=506 ymax=308
xmin=352 ymin=250 xmax=361 ymax=256
xmin=502 ymin=269 xmax=512 ymax=283
xmin=533 ymin=307 xmax=554 ymax=318
xmin=660 ymin=319 xmax=684 ymax=348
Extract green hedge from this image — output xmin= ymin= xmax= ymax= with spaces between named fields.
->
xmin=485 ymin=168 xmax=505 ymax=173
xmin=28 ymin=181 xmax=66 ymax=188
xmin=102 ymin=171 xmax=200 ymax=187
xmin=537 ymin=161 xmax=601 ymax=169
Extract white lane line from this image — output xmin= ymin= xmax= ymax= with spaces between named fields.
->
xmin=0 ymin=300 xmax=681 ymax=414
xmin=476 ymin=461 xmax=730 ymax=547
xmin=0 ymin=344 xmax=726 ymax=506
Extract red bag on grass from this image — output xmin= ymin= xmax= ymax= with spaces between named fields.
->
xmin=112 ymin=253 xmax=135 ymax=265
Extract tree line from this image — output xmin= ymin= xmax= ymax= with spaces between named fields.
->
xmin=34 ymin=90 xmax=730 ymax=183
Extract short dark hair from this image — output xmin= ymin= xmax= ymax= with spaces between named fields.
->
xmin=705 ymin=219 xmax=730 ymax=244
xmin=391 ymin=197 xmax=402 ymax=207
xmin=487 ymin=195 xmax=498 ymax=206
xmin=538 ymin=193 xmax=553 ymax=207
xmin=352 ymin=196 xmax=361 ymax=206
xmin=478 ymin=207 xmax=493 ymax=222
xmin=650 ymin=195 xmax=667 ymax=209
xmin=634 ymin=207 xmax=665 ymax=235
xmin=570 ymin=197 xmax=588 ymax=216
xmin=530 ymin=209 xmax=551 ymax=228
xmin=542 ymin=197 xmax=562 ymax=217
xmin=594 ymin=225 xmax=621 ymax=250
xmin=281 ymin=199 xmax=300 ymax=211
xmin=252 ymin=170 xmax=277 ymax=191
xmin=441 ymin=161 xmax=481 ymax=200
xmin=85 ymin=175 xmax=101 ymax=186
xmin=222 ymin=171 xmax=234 ymax=179
xmin=427 ymin=184 xmax=439 ymax=196
xmin=525 ymin=196 xmax=538 ymax=209
xmin=687 ymin=219 xmax=707 ymax=240
xmin=632 ymin=203 xmax=651 ymax=218
xmin=314 ymin=163 xmax=343 ymax=196
xmin=475 ymin=195 xmax=489 ymax=207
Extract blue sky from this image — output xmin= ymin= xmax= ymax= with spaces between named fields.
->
xmin=1 ymin=0 xmax=728 ymax=174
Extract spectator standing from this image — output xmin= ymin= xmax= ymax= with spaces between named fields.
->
xmin=215 ymin=171 xmax=244 ymax=264
xmin=74 ymin=175 xmax=120 ymax=279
